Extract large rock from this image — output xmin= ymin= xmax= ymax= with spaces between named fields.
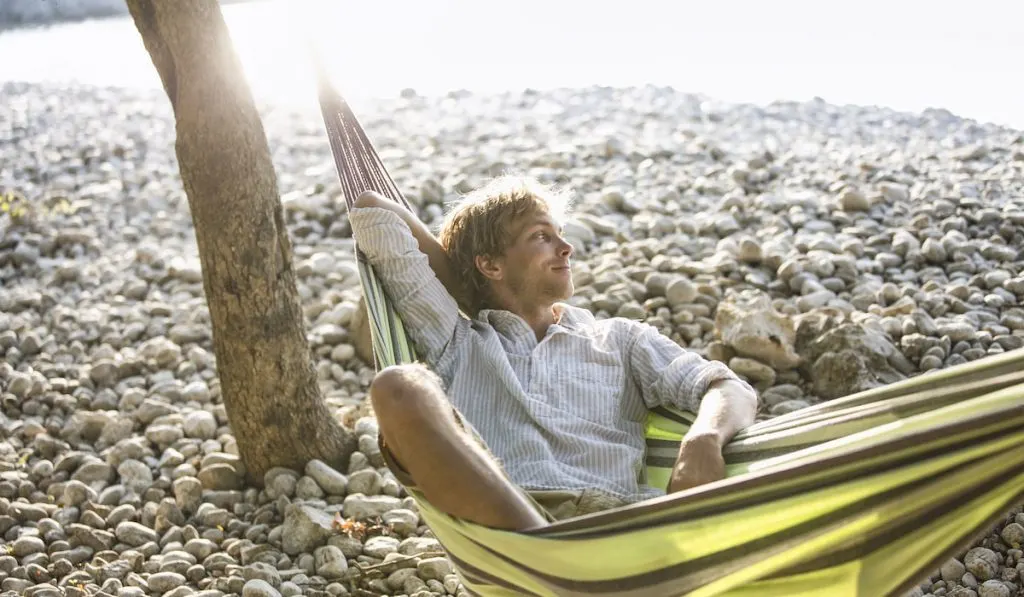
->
xmin=281 ymin=504 xmax=336 ymax=555
xmin=803 ymin=323 xmax=913 ymax=400
xmin=714 ymin=290 xmax=801 ymax=370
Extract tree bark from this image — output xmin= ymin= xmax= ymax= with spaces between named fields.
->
xmin=126 ymin=0 xmax=357 ymax=483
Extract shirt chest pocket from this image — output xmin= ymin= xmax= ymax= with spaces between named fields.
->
xmin=540 ymin=338 xmax=626 ymax=426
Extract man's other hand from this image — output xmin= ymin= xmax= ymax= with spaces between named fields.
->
xmin=666 ymin=377 xmax=757 ymax=493
xmin=667 ymin=432 xmax=726 ymax=493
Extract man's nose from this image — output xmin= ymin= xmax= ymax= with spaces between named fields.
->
xmin=558 ymin=238 xmax=574 ymax=258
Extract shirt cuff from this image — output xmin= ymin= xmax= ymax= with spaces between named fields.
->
xmin=681 ymin=360 xmax=752 ymax=408
xmin=348 ymin=206 xmax=417 ymax=259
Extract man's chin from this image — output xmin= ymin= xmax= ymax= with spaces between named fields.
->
xmin=540 ymin=277 xmax=574 ymax=303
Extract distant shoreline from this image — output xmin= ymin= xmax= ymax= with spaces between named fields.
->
xmin=3 ymin=0 xmax=1022 ymax=132
xmin=0 ymin=0 xmax=261 ymax=32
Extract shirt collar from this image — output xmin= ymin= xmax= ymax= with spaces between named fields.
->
xmin=476 ymin=302 xmax=589 ymax=337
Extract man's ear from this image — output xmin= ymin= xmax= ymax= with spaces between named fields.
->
xmin=475 ymin=254 xmax=503 ymax=282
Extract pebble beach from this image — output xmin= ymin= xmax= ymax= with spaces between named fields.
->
xmin=2 ymin=77 xmax=1024 ymax=597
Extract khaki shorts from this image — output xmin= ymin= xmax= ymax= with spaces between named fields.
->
xmin=377 ymin=406 xmax=628 ymax=523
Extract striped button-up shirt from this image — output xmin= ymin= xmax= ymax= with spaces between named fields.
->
xmin=350 ymin=207 xmax=745 ymax=502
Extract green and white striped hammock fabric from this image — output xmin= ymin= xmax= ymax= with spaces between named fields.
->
xmin=314 ymin=78 xmax=1024 ymax=597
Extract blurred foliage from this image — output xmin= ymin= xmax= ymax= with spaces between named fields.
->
xmin=0 ymin=190 xmax=76 ymax=224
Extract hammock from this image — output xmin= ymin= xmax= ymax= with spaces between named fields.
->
xmin=314 ymin=78 xmax=1024 ymax=597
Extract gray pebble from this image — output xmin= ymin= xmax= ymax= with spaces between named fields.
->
xmin=304 ymin=460 xmax=347 ymax=496
xmin=346 ymin=469 xmax=382 ymax=496
xmin=265 ymin=468 xmax=300 ymax=500
xmin=314 ymin=545 xmax=348 ymax=579
xmin=966 ymin=548 xmax=1000 ymax=581
xmin=117 ymin=459 xmax=154 ymax=494
xmin=942 ymin=558 xmax=967 ymax=583
xmin=12 ymin=535 xmax=45 ymax=557
xmin=295 ymin=476 xmax=325 ymax=500
xmin=147 ymin=571 xmax=187 ymax=593
xmin=243 ymin=562 xmax=281 ymax=588
xmin=417 ymin=556 xmax=453 ymax=581
xmin=978 ymin=580 xmax=1010 ymax=597
xmin=363 ymin=536 xmax=400 ymax=559
xmin=183 ymin=411 xmax=218 ymax=440
xmin=1001 ymin=523 xmax=1024 ymax=547
xmin=242 ymin=579 xmax=282 ymax=597
xmin=115 ymin=521 xmax=158 ymax=546
xmin=172 ymin=477 xmax=203 ymax=513
xmin=281 ymin=504 xmax=336 ymax=556
xmin=769 ymin=399 xmax=810 ymax=416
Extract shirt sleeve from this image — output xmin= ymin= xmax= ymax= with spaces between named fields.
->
xmin=348 ymin=206 xmax=464 ymax=368
xmin=624 ymin=321 xmax=750 ymax=414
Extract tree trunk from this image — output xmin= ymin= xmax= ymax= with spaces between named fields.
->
xmin=126 ymin=0 xmax=357 ymax=483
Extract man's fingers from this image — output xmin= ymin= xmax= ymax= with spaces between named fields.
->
xmin=668 ymin=444 xmax=727 ymax=494
xmin=668 ymin=467 xmax=724 ymax=493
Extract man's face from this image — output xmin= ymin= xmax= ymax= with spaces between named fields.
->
xmin=496 ymin=210 xmax=575 ymax=305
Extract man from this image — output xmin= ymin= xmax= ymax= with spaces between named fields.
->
xmin=349 ymin=176 xmax=758 ymax=531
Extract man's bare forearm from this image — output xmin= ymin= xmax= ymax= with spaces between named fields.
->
xmin=667 ymin=379 xmax=757 ymax=493
xmin=684 ymin=379 xmax=758 ymax=449
xmin=353 ymin=191 xmax=470 ymax=310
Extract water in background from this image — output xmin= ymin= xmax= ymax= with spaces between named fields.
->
xmin=0 ymin=0 xmax=1022 ymax=129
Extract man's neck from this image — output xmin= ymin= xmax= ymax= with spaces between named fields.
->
xmin=487 ymin=296 xmax=558 ymax=341
xmin=519 ymin=305 xmax=558 ymax=342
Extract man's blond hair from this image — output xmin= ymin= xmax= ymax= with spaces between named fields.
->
xmin=438 ymin=175 xmax=572 ymax=313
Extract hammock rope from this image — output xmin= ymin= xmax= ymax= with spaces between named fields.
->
xmin=312 ymin=71 xmax=1024 ymax=597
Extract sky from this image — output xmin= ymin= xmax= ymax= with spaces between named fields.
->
xmin=0 ymin=0 xmax=1021 ymax=128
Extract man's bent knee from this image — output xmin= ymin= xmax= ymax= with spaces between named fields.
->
xmin=369 ymin=363 xmax=446 ymax=425
xmin=369 ymin=363 xmax=458 ymax=476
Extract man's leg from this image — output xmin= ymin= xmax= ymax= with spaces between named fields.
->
xmin=369 ymin=364 xmax=547 ymax=531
